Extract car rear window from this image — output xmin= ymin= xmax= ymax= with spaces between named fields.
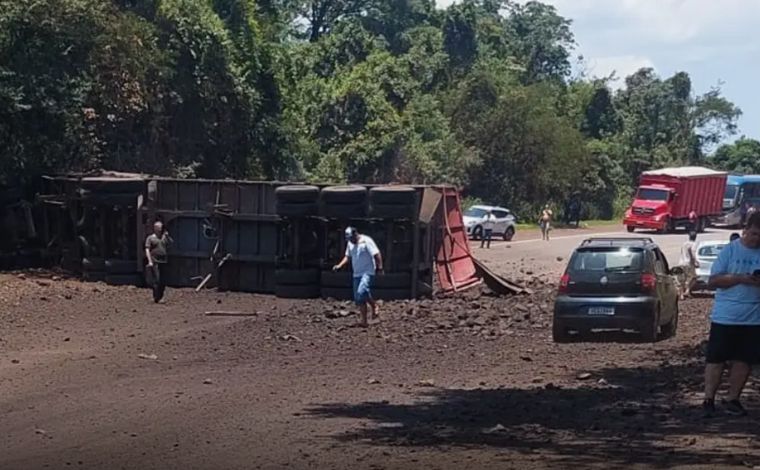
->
xmin=569 ymin=248 xmax=645 ymax=273
xmin=698 ymin=244 xmax=726 ymax=257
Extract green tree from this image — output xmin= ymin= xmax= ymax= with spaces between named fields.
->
xmin=442 ymin=3 xmax=478 ymax=73
xmin=712 ymin=138 xmax=760 ymax=173
xmin=504 ymin=0 xmax=574 ymax=83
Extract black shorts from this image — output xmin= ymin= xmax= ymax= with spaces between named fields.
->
xmin=705 ymin=323 xmax=760 ymax=364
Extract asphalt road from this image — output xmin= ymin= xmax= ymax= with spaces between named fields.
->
xmin=472 ymin=225 xmax=737 ymax=279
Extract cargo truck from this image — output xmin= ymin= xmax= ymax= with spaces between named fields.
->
xmin=624 ymin=167 xmax=727 ymax=233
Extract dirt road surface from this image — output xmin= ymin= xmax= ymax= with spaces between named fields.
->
xmin=2 ymin=226 xmax=758 ymax=470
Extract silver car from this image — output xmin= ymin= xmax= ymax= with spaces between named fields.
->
xmin=463 ymin=205 xmax=517 ymax=241
xmin=692 ymin=240 xmax=729 ymax=292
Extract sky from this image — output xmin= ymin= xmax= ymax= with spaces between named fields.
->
xmin=436 ymin=0 xmax=760 ymax=142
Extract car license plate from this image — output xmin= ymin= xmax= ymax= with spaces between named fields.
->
xmin=588 ymin=306 xmax=615 ymax=316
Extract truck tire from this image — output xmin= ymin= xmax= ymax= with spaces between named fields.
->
xmin=658 ymin=218 xmax=673 ymax=234
xmin=82 ymin=271 xmax=106 ymax=283
xmin=82 ymin=257 xmax=106 ymax=272
xmin=320 ymin=270 xmax=352 ymax=288
xmin=105 ymin=259 xmax=139 ymax=275
xmin=275 ymin=185 xmax=320 ymax=204
xmin=369 ymin=203 xmax=417 ymax=220
xmin=105 ymin=273 xmax=143 ymax=287
xmin=373 ymin=272 xmax=412 ymax=289
xmin=369 ymin=186 xmax=416 ymax=205
xmin=320 ymin=287 xmax=354 ymax=301
xmin=373 ymin=288 xmax=411 ymax=301
xmin=321 ymin=202 xmax=368 ymax=219
xmin=275 ymin=268 xmax=320 ymax=286
xmin=276 ymin=202 xmax=319 ymax=217
xmin=275 ymin=283 xmax=320 ymax=299
xmin=321 ymin=186 xmax=367 ymax=205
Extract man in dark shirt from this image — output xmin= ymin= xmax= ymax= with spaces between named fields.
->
xmin=145 ymin=221 xmax=173 ymax=303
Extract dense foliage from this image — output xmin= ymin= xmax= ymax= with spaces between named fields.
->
xmin=0 ymin=0 xmax=749 ymax=218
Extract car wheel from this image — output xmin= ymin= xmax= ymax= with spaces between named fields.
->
xmin=627 ymin=226 xmax=635 ymax=233
xmin=661 ymin=302 xmax=679 ymax=339
xmin=503 ymin=226 xmax=515 ymax=241
xmin=552 ymin=321 xmax=571 ymax=343
xmin=641 ymin=305 xmax=660 ymax=342
xmin=471 ymin=225 xmax=483 ymax=241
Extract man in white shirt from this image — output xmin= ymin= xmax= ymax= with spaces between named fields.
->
xmin=333 ymin=227 xmax=384 ymax=327
xmin=481 ymin=210 xmax=497 ymax=249
xmin=677 ymin=231 xmax=699 ymax=300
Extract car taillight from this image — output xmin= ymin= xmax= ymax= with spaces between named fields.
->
xmin=641 ymin=273 xmax=657 ymax=293
xmin=558 ymin=273 xmax=570 ymax=294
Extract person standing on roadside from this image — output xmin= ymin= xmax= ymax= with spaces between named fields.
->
xmin=145 ymin=221 xmax=173 ymax=304
xmin=689 ymin=210 xmax=698 ymax=233
xmin=480 ymin=210 xmax=497 ymax=249
xmin=333 ymin=227 xmax=383 ymax=328
xmin=539 ymin=205 xmax=553 ymax=241
xmin=677 ymin=231 xmax=699 ymax=300
xmin=744 ymin=203 xmax=757 ymax=227
xmin=702 ymin=212 xmax=760 ymax=417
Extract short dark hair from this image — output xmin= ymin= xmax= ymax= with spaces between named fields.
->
xmin=688 ymin=231 xmax=697 ymax=241
xmin=730 ymin=232 xmax=741 ymax=241
xmin=747 ymin=212 xmax=760 ymax=230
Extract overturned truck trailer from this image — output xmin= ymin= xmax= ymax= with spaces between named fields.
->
xmin=32 ymin=173 xmax=482 ymax=298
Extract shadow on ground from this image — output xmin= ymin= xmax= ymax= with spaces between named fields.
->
xmin=307 ymin=345 xmax=759 ymax=468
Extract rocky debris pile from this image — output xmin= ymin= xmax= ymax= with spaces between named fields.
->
xmin=296 ymin=279 xmax=558 ymax=340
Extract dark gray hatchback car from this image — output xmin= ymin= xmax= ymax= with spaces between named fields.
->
xmin=553 ymin=237 xmax=679 ymax=343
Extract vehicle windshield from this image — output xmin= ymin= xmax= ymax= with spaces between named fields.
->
xmin=465 ymin=208 xmax=488 ymax=218
xmin=698 ymin=244 xmax=726 ymax=258
xmin=570 ymin=248 xmax=644 ymax=273
xmin=637 ymin=188 xmax=669 ymax=201
xmin=724 ymin=184 xmax=738 ymax=201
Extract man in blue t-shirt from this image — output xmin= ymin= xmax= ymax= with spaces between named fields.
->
xmin=703 ymin=212 xmax=760 ymax=417
xmin=333 ymin=227 xmax=384 ymax=328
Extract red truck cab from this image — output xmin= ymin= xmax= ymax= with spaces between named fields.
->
xmin=624 ymin=167 xmax=727 ymax=233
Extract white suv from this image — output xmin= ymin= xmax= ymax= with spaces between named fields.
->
xmin=463 ymin=205 xmax=517 ymax=241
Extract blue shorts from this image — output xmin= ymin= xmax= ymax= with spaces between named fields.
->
xmin=352 ymin=274 xmax=374 ymax=305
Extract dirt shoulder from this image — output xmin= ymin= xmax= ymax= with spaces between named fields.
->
xmin=0 ymin=272 xmax=757 ymax=470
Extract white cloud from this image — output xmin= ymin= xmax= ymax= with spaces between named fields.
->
xmin=585 ymin=55 xmax=656 ymax=87
xmin=432 ymin=0 xmax=759 ymax=137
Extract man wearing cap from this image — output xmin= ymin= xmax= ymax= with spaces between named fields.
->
xmin=333 ymin=227 xmax=383 ymax=327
